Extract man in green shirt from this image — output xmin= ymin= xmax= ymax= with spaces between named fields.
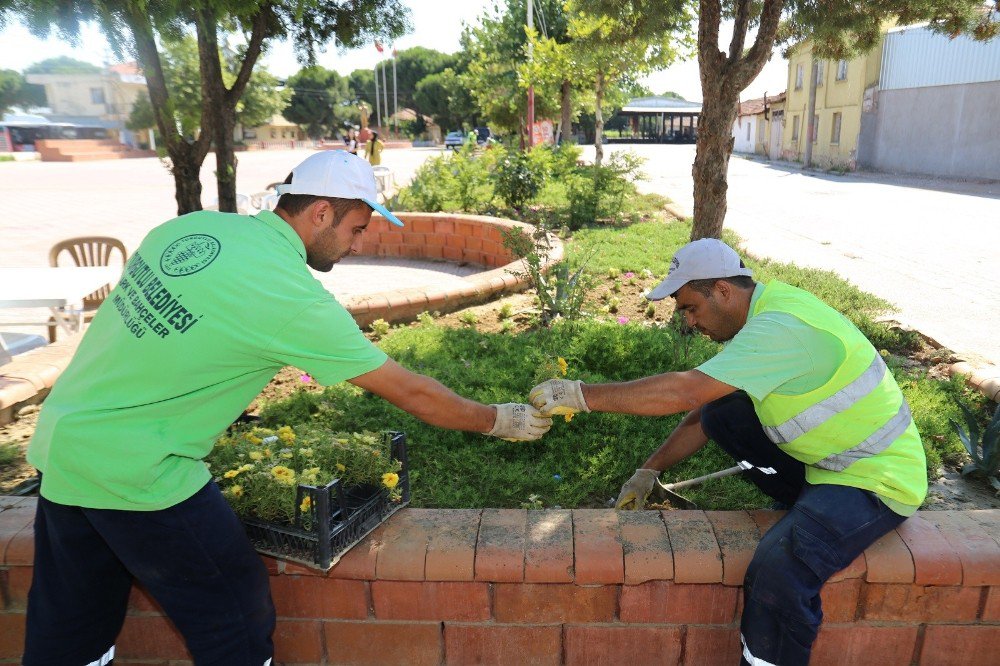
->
xmin=529 ymin=238 xmax=926 ymax=666
xmin=24 ymin=150 xmax=551 ymax=666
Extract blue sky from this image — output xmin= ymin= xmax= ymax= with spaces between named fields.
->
xmin=0 ymin=0 xmax=787 ymax=103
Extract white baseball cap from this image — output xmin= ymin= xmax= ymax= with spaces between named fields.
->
xmin=646 ymin=238 xmax=753 ymax=300
xmin=275 ymin=150 xmax=404 ymax=227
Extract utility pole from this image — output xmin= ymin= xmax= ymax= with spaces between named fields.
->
xmin=803 ymin=57 xmax=818 ymax=168
xmin=527 ymin=0 xmax=535 ymax=148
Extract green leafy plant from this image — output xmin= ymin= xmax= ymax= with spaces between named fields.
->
xmin=493 ymin=149 xmax=541 ymax=210
xmin=497 ymin=302 xmax=514 ymax=320
xmin=458 ymin=311 xmax=479 ymax=327
xmin=369 ymin=318 xmax=391 ymax=339
xmin=519 ymin=493 xmax=545 ymax=510
xmin=645 ymin=302 xmax=657 ymax=318
xmin=950 ymin=400 xmax=1000 ymax=490
xmin=416 ymin=311 xmax=435 ymax=327
xmin=501 ymin=223 xmax=593 ymax=325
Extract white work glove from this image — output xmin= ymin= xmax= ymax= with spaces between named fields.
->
xmin=614 ymin=468 xmax=668 ymax=510
xmin=487 ymin=403 xmax=553 ymax=441
xmin=529 ymin=379 xmax=590 ymax=417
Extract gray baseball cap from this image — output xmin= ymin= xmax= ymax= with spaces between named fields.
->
xmin=646 ymin=238 xmax=753 ymax=301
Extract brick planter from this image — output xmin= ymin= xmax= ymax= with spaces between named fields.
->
xmin=341 ymin=212 xmax=558 ymax=328
xmin=1 ymin=500 xmax=997 ymax=665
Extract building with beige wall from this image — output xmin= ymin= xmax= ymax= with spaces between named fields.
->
xmin=781 ymin=41 xmax=884 ymax=169
xmin=732 ymin=92 xmax=786 ymax=159
xmin=26 ymin=63 xmax=147 ymax=146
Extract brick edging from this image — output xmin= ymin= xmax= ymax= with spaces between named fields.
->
xmin=339 ymin=212 xmax=556 ymax=328
xmin=1 ymin=501 xmax=997 ymax=664
xmin=950 ymin=361 xmax=1000 ymax=403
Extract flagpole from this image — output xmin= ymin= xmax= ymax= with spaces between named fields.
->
xmin=381 ymin=59 xmax=390 ymax=136
xmin=392 ymin=48 xmax=398 ymax=138
xmin=373 ymin=63 xmax=381 ymax=129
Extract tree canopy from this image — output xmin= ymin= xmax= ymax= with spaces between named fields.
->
xmin=284 ymin=65 xmax=350 ymax=139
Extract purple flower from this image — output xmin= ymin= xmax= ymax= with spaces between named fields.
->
xmin=617 ymin=316 xmax=630 ymax=325
xmin=300 ymin=374 xmax=312 ymax=383
xmin=624 ymin=272 xmax=635 ymax=279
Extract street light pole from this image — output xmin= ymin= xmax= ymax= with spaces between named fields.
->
xmin=527 ymin=0 xmax=534 ymax=148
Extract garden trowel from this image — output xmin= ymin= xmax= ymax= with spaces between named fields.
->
xmin=649 ymin=465 xmax=745 ymax=509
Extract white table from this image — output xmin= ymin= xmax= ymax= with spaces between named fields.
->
xmin=0 ymin=266 xmax=122 ymax=350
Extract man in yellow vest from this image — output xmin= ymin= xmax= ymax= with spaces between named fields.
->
xmin=530 ymin=238 xmax=926 ymax=666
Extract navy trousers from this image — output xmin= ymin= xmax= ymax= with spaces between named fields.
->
xmin=23 ymin=481 xmax=275 ymax=666
xmin=701 ymin=393 xmax=908 ymax=666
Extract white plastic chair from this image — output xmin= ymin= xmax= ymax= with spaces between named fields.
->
xmin=205 ymin=193 xmax=252 ymax=215
xmin=372 ymin=166 xmax=394 ymax=202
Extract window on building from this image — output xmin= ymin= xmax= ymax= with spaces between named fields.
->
xmin=758 ymin=118 xmax=766 ymax=139
xmin=90 ymin=88 xmax=105 ymax=104
xmin=812 ymin=114 xmax=819 ymax=144
xmin=792 ymin=115 xmax=800 ymax=141
xmin=815 ymin=61 xmax=824 ymax=87
xmin=837 ymin=59 xmax=849 ymax=80
xmin=795 ymin=64 xmax=804 ymax=90
xmin=745 ymin=121 xmax=751 ymax=141
xmin=831 ymin=112 xmax=842 ymax=144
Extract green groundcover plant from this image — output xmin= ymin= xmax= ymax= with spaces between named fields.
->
xmin=240 ymin=218 xmax=982 ymax=511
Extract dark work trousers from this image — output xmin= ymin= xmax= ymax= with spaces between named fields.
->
xmin=23 ymin=481 xmax=275 ymax=666
xmin=701 ymin=392 xmax=908 ymax=666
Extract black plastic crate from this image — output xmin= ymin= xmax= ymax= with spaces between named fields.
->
xmin=240 ymin=430 xmax=410 ymax=570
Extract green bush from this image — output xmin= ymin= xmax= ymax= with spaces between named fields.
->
xmin=493 ymin=149 xmax=541 ymax=210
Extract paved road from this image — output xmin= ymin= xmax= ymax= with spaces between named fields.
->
xmin=0 ymin=146 xmax=461 ymax=337
xmin=580 ymin=144 xmax=1000 ymax=368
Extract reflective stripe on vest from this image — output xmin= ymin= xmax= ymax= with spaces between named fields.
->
xmin=762 ymin=354 xmax=912 ymax=471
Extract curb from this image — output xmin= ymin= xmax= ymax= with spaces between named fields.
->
xmin=949 ymin=361 xmax=1000 ymax=403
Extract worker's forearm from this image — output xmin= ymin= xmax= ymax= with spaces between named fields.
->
xmin=581 ymin=373 xmax=704 ymax=416
xmin=642 ymin=407 xmax=709 ymax=471
xmin=395 ymin=374 xmax=496 ymax=433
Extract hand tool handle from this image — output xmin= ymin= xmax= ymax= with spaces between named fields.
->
xmin=663 ymin=465 xmax=744 ymax=491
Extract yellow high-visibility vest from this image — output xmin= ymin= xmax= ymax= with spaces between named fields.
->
xmin=748 ymin=282 xmax=927 ymax=506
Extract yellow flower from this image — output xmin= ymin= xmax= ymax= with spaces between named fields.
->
xmin=280 ymin=451 xmax=293 ymax=459
xmin=239 ymin=464 xmax=253 ymax=472
xmin=300 ymin=496 xmax=312 ymax=512
xmin=302 ymin=466 xmax=321 ymax=483
xmin=278 ymin=426 xmax=296 ymax=443
xmin=335 ymin=463 xmax=346 ymax=472
xmin=879 ymin=349 xmax=889 ymax=358
xmin=248 ymin=451 xmax=263 ymax=461
xmin=246 ymin=434 xmax=263 ymax=445
xmin=271 ymin=465 xmax=296 ymax=485
xmin=564 ymin=412 xmax=574 ymax=423
xmin=557 ymin=357 xmax=568 ymax=376
xmin=229 ymin=485 xmax=243 ymax=498
xmin=263 ymin=448 xmax=272 ymax=458
xmin=382 ymin=472 xmax=399 ymax=489
xmin=223 ymin=469 xmax=240 ymax=479
xmin=300 ymin=448 xmax=314 ymax=457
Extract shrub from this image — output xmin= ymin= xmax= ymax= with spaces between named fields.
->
xmin=369 ymin=318 xmax=391 ymax=339
xmin=493 ymin=149 xmax=541 ymax=210
xmin=950 ymin=399 xmax=1000 ymax=489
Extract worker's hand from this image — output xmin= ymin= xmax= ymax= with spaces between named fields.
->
xmin=487 ymin=403 xmax=553 ymax=441
xmin=614 ymin=468 xmax=668 ymax=510
xmin=529 ymin=379 xmax=590 ymax=417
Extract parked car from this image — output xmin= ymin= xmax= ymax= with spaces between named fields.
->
xmin=444 ymin=131 xmax=465 ymax=150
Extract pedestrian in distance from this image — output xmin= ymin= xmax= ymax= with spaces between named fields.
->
xmin=346 ymin=127 xmax=359 ymax=155
xmin=23 ymin=150 xmax=552 ymax=666
xmin=365 ymin=130 xmax=384 ymax=166
xmin=529 ymin=238 xmax=926 ymax=666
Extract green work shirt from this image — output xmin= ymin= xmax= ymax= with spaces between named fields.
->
xmin=28 ymin=210 xmax=388 ymax=511
xmin=697 ymin=283 xmax=918 ymax=516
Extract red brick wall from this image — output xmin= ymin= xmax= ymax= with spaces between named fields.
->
xmin=343 ymin=213 xmax=560 ymax=328
xmin=2 ymin=500 xmax=998 ymax=665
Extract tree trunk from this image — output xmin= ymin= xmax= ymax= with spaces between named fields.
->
xmin=559 ymin=79 xmax=572 ymax=145
xmin=689 ymin=0 xmax=786 ymax=240
xmin=690 ymin=91 xmax=738 ymax=239
xmin=169 ymin=148 xmax=205 ymax=213
xmin=594 ymin=70 xmax=605 ymax=167
xmin=126 ymin=3 xmax=210 ymax=216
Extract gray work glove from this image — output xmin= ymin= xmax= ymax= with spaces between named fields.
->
xmin=614 ymin=468 xmax=668 ymax=510
xmin=529 ymin=379 xmax=590 ymax=417
xmin=487 ymin=403 xmax=553 ymax=441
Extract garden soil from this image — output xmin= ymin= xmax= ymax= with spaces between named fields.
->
xmin=2 ymin=273 xmax=997 ymax=511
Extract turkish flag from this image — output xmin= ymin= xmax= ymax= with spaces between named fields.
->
xmin=375 ymin=41 xmax=384 ymax=53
